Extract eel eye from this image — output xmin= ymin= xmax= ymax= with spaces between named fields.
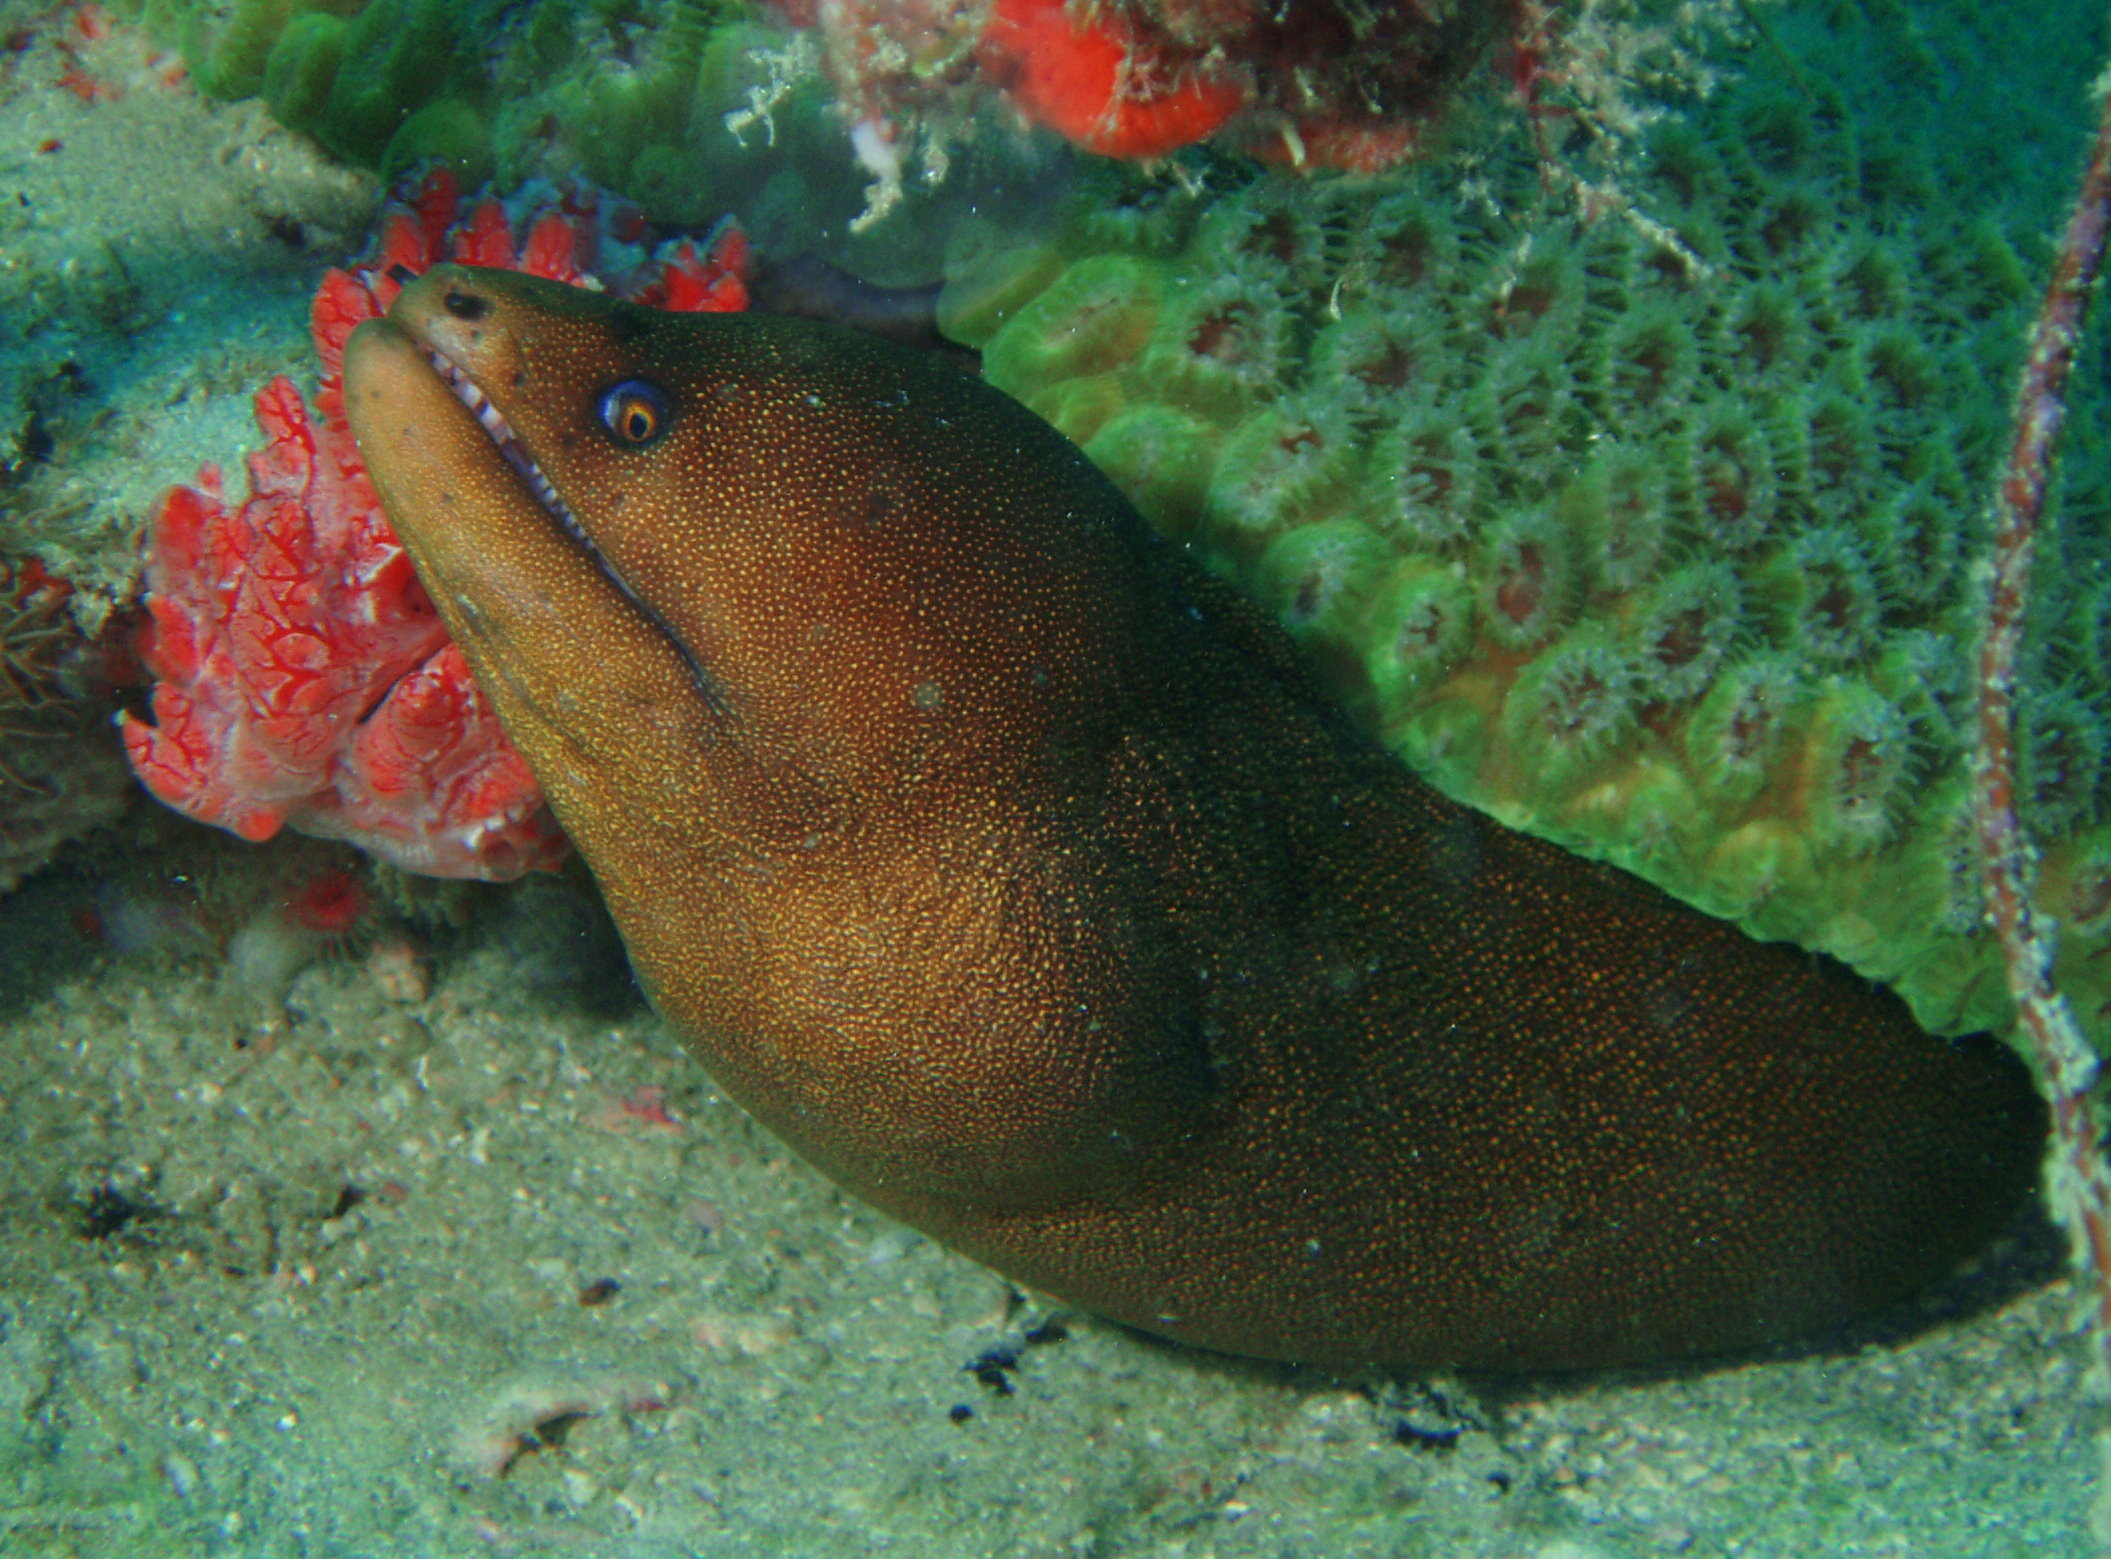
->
xmin=598 ymin=380 xmax=670 ymax=447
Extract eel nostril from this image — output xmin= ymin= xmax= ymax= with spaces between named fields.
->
xmin=443 ymin=290 xmax=489 ymax=321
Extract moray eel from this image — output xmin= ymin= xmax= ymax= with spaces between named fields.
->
xmin=343 ymin=264 xmax=2044 ymax=1372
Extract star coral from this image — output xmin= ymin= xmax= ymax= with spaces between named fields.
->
xmin=121 ymin=170 xmax=752 ymax=879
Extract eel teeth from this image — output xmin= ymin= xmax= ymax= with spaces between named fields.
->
xmin=422 ymin=346 xmax=596 ymax=557
xmin=416 ymin=341 xmax=731 ymax=718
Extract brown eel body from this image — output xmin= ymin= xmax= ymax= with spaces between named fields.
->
xmin=343 ymin=264 xmax=2043 ymax=1372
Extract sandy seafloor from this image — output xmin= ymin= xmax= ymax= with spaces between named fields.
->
xmin=0 ymin=6 xmax=2105 ymax=1556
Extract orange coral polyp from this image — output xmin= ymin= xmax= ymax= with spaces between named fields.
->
xmin=978 ymin=0 xmax=1247 ymax=160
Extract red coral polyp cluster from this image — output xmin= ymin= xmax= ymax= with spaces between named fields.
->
xmin=123 ymin=171 xmax=751 ymax=880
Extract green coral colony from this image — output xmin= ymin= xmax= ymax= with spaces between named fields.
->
xmin=130 ymin=0 xmax=808 ymax=222
xmin=127 ymin=0 xmax=2111 ymax=1047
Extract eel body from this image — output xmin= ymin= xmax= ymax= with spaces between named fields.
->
xmin=343 ymin=264 xmax=2043 ymax=1372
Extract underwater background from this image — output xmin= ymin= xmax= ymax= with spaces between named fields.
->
xmin=0 ymin=0 xmax=2108 ymax=1550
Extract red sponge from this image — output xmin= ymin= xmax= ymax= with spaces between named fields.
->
xmin=977 ymin=0 xmax=1248 ymax=159
xmin=123 ymin=171 xmax=750 ymax=879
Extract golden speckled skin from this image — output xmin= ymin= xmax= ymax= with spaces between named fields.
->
xmin=344 ymin=265 xmax=2042 ymax=1371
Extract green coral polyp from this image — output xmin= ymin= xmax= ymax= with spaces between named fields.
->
xmin=381 ymin=97 xmax=492 ymax=184
xmin=1630 ymin=561 xmax=1742 ymax=706
xmin=1468 ymin=341 xmax=1578 ymax=489
xmin=261 ymin=10 xmax=349 ymax=129
xmin=1688 ymin=404 xmax=1779 ymax=551
xmin=1486 ymin=235 xmax=1589 ymax=341
xmin=935 ymin=234 xmax=1068 ymax=347
xmin=1738 ymin=91 xmax=1819 ymax=176
xmin=1905 ymin=788 xmax=1992 ymax=941
xmin=1344 ymin=191 xmax=1457 ymax=297
xmin=1686 ymin=655 xmax=1802 ymax=810
xmin=1950 ymin=219 xmax=2035 ymax=323
xmin=190 ymin=0 xmax=322 ymax=100
xmin=1082 ymin=406 xmax=1216 ymax=540
xmin=2054 ymin=831 xmax=2111 ymax=936
xmin=1762 ymin=528 xmax=1884 ymax=666
xmin=1254 ymin=520 xmax=1393 ymax=670
xmin=1368 ymin=405 xmax=1484 ymax=552
xmin=1021 ymin=374 xmax=1129 ymax=448
xmin=1193 ymin=192 xmax=1337 ymax=296
xmin=1802 ymin=678 xmax=1915 ymax=853
xmin=1803 ymin=393 xmax=1878 ymax=510
xmin=1863 ymin=478 xmax=1965 ymax=610
xmin=1835 ymin=240 xmax=1914 ymax=322
xmin=1501 ymin=631 xmax=1640 ymax=799
xmin=1141 ymin=276 xmax=1292 ymax=418
xmin=1475 ymin=507 xmax=1572 ymax=651
xmin=1871 ymin=630 xmax=1969 ymax=743
xmin=316 ymin=0 xmax=460 ymax=161
xmin=1647 ymin=119 xmax=1723 ymax=209
xmin=1605 ymin=302 xmax=1698 ymax=416
xmin=982 ymin=255 xmax=1165 ymax=394
xmin=1203 ymin=401 xmax=1362 ymax=560
xmin=1701 ymin=817 xmax=1817 ymax=923
xmin=1858 ymin=326 xmax=1943 ymax=424
xmin=1364 ymin=559 xmax=1474 ymax=718
xmin=1568 ymin=446 xmax=1672 ymax=594
xmin=1077 ymin=164 xmax=1207 ymax=256
xmin=1753 ymin=181 xmax=1834 ymax=259
xmin=1309 ymin=308 xmax=1438 ymax=423
xmin=2020 ymin=689 xmax=2110 ymax=837
xmin=1724 ymin=281 xmax=1814 ymax=384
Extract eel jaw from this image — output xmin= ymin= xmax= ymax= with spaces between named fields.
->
xmin=418 ymin=341 xmax=604 ymax=566
xmin=413 ymin=334 xmax=730 ymax=719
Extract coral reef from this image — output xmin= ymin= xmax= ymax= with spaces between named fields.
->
xmin=0 ymin=0 xmax=379 ymax=611
xmin=139 ymin=0 xmax=496 ymax=170
xmin=120 ymin=0 xmax=1039 ymax=277
xmin=120 ymin=170 xmax=751 ymax=879
xmin=0 ymin=554 xmax=132 ymax=893
xmin=123 ymin=0 xmax=1513 ymax=259
xmin=938 ymin=0 xmax=2111 ymax=1046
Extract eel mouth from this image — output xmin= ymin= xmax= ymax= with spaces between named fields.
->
xmin=418 ymin=340 xmax=602 ymax=561
xmin=411 ymin=322 xmax=729 ymax=718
